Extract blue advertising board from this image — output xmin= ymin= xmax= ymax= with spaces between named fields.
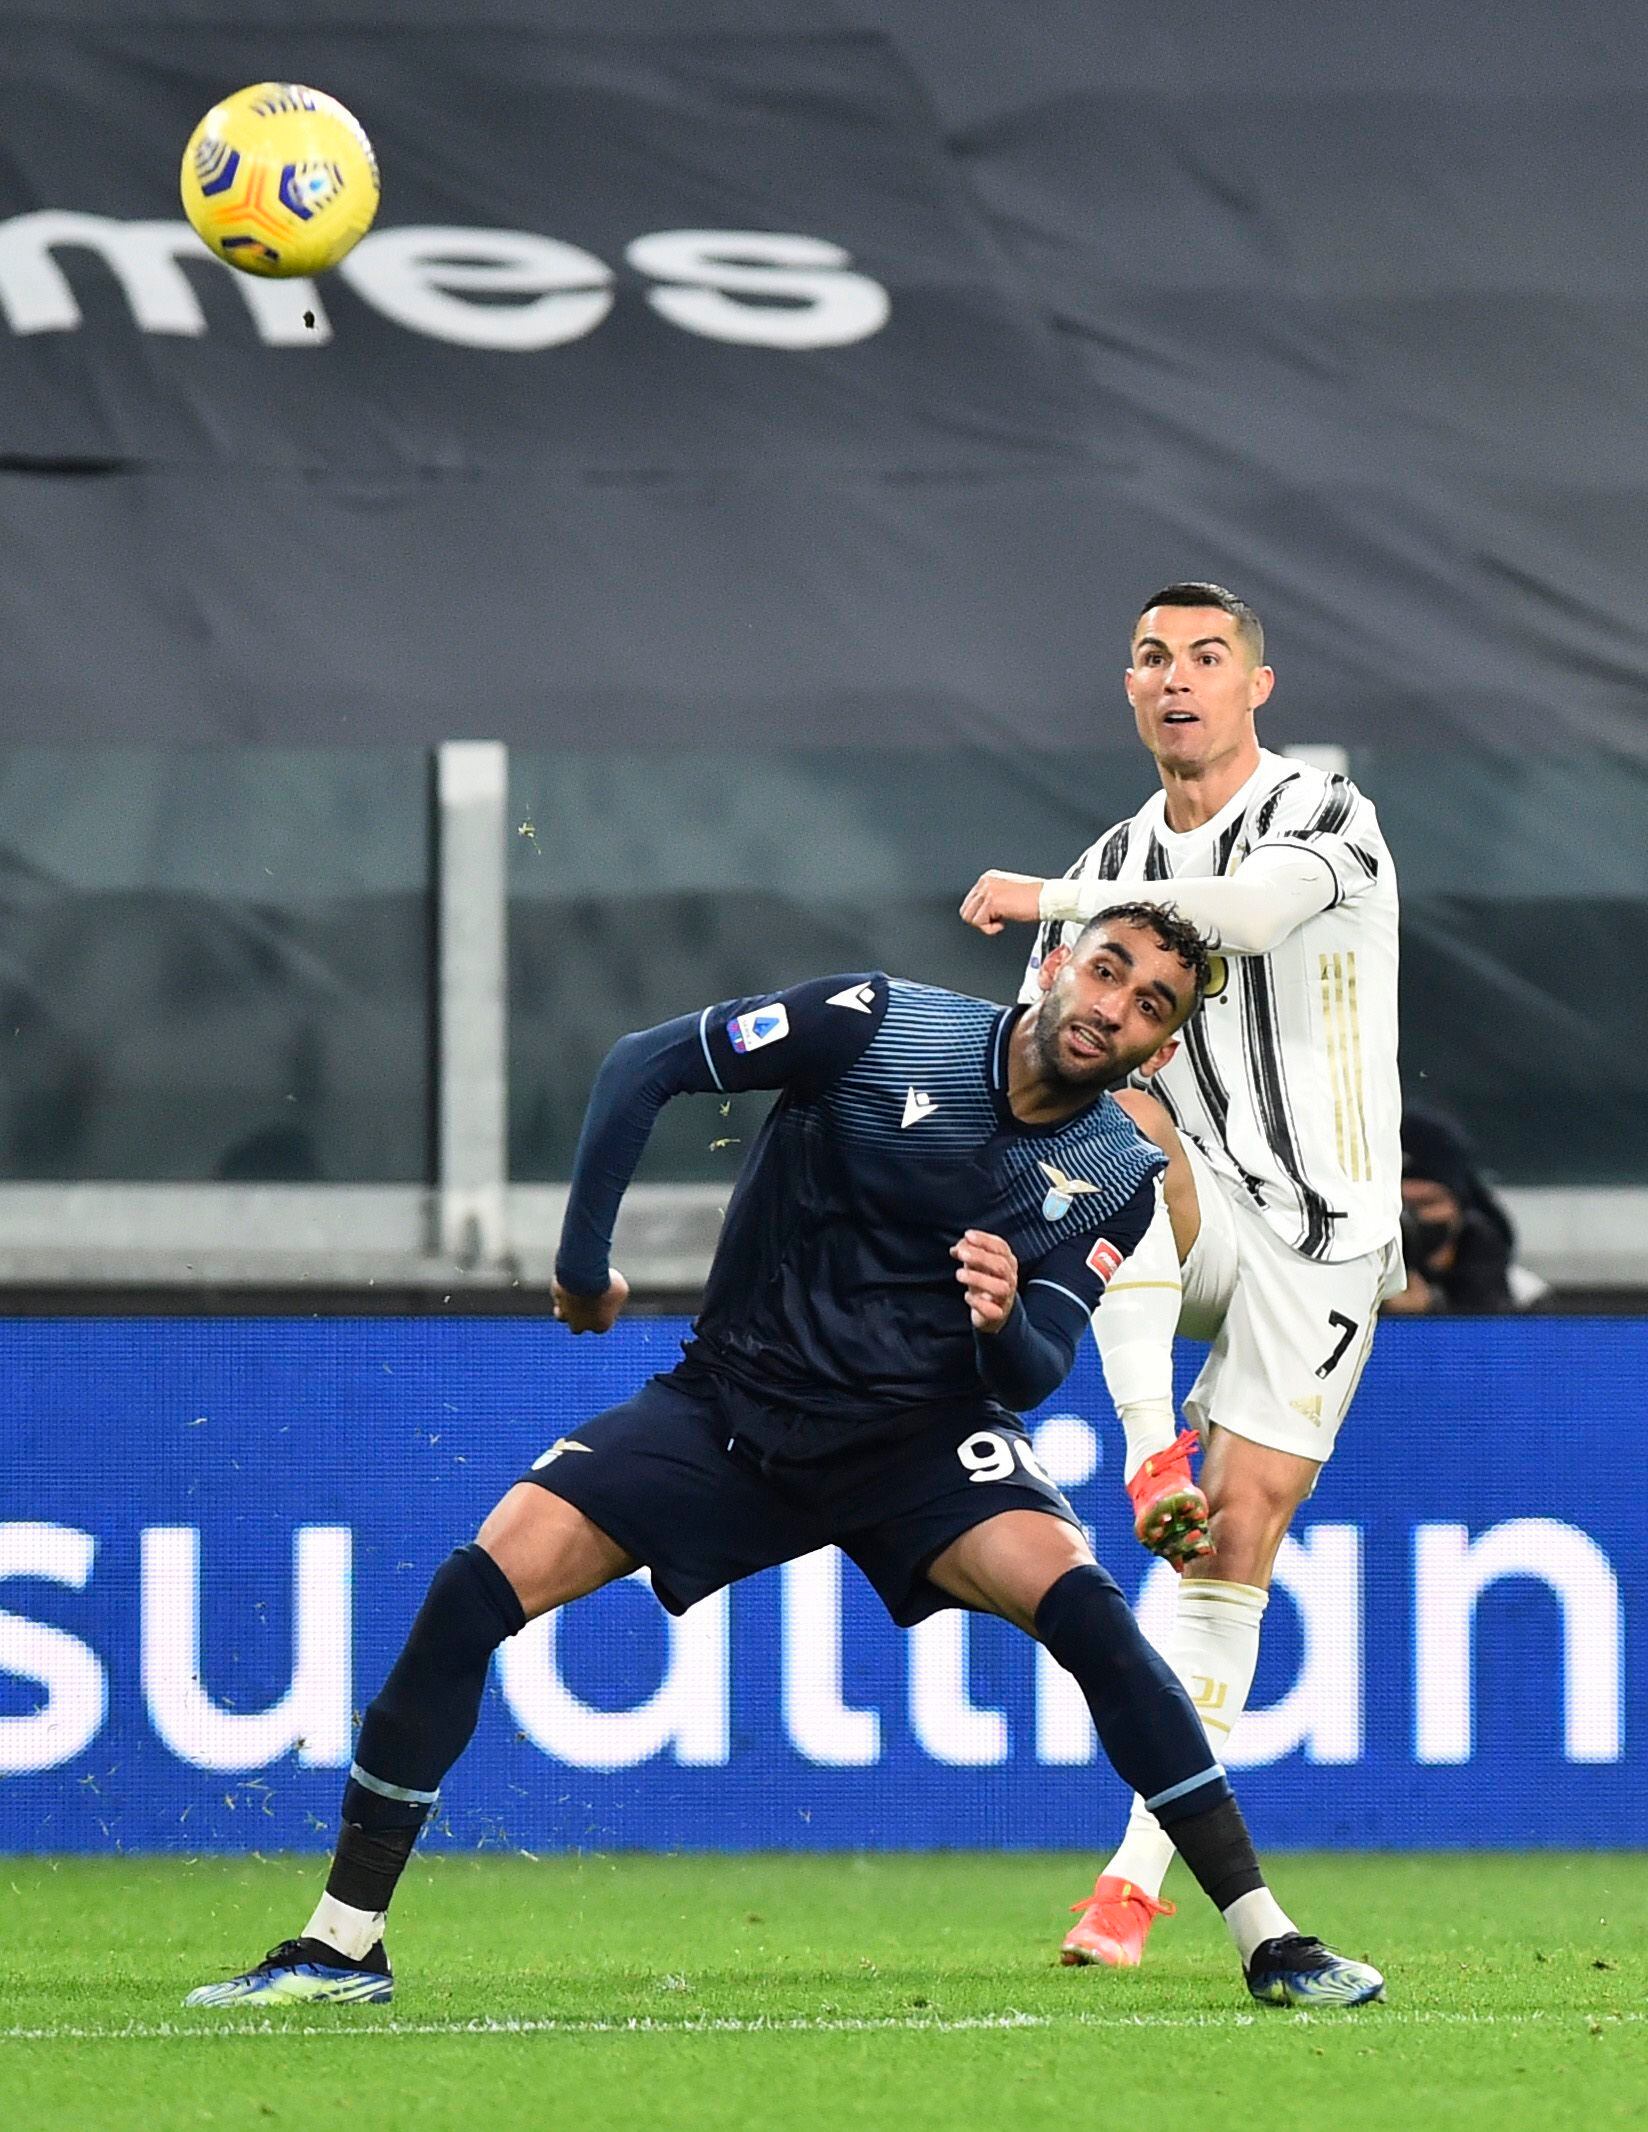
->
xmin=0 ymin=1317 xmax=1640 ymax=1853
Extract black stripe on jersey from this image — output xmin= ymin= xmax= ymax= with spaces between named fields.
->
xmin=1304 ymin=774 xmax=1355 ymax=838
xmin=1095 ymin=824 xmax=1130 ymax=880
xmin=1178 ymin=1000 xmax=1266 ymax=1209
xmin=1178 ymin=989 xmax=1228 ymax=1137
xmin=1347 ymin=842 xmax=1379 ymax=879
xmin=1249 ymin=773 xmax=1301 ymax=840
xmin=1214 ymin=819 xmax=1245 ymax=874
xmin=1147 ymin=811 xmax=1266 ymax=1207
xmin=1142 ymin=820 xmax=1248 ymax=1186
xmin=1239 ymin=955 xmax=1339 ymax=1259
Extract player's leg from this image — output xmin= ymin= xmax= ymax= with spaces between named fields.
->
xmin=843 ymin=1427 xmax=1380 ymax=2005
xmin=306 ymin=1485 xmax=632 ymax=1955
xmin=1090 ymin=1224 xmax=1391 ymax=1954
xmin=1099 ymin=1091 xmax=1221 ymax=1562
xmin=184 ymin=1484 xmax=632 ymax=2007
xmin=1091 ymin=1438 xmax=1312 ymax=1931
xmin=188 ymin=1373 xmax=821 ymax=2007
xmin=927 ymin=1509 xmax=1382 ymax=2005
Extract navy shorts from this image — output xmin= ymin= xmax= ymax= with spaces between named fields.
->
xmin=519 ymin=1367 xmax=1081 ymax=1627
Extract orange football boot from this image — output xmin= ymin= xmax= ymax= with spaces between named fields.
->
xmin=1061 ymin=1874 xmax=1176 ymax=1968
xmin=1126 ymin=1428 xmax=1211 ymax=1566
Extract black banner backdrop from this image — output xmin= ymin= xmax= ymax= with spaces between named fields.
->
xmin=0 ymin=28 xmax=1080 ymax=475
xmin=1 ymin=4 xmax=1646 ymax=1189
xmin=0 ymin=13 xmax=1646 ymax=754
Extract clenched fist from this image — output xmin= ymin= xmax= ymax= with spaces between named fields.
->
xmin=552 ymin=1269 xmax=630 ymax=1334
xmin=959 ymin=870 xmax=1046 ymax=935
xmin=951 ymin=1229 xmax=1019 ymax=1333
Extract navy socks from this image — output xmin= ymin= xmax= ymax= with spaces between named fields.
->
xmin=325 ymin=1544 xmax=526 ymax=1915
xmin=1034 ymin=1562 xmax=1232 ymax=1821
xmin=1034 ymin=1563 xmax=1264 ymax=1908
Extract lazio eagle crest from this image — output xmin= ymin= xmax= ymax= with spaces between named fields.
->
xmin=1038 ymin=1161 xmax=1104 ymax=1222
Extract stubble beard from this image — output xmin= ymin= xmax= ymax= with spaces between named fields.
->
xmin=1028 ymin=997 xmax=1125 ymax=1099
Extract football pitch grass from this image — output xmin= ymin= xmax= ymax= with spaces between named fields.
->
xmin=4 ymin=1853 xmax=1644 ymax=2131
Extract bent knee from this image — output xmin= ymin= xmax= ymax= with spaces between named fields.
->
xmin=475 ymin=1482 xmax=634 ymax=1617
xmin=1199 ymin=1489 xmax=1305 ymax=1587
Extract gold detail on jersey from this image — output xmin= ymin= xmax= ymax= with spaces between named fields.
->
xmin=1202 ymin=952 xmax=1229 ymax=1000
xmin=1320 ymin=950 xmax=1372 ymax=1182
xmin=1346 ymin=949 xmax=1371 ymax=1176
xmin=1290 ymin=1393 xmax=1325 ymax=1425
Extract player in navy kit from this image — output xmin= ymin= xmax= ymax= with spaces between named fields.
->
xmin=187 ymin=907 xmax=1383 ymax=2012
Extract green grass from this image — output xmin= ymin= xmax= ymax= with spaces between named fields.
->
xmin=3 ymin=1853 xmax=1645 ymax=2131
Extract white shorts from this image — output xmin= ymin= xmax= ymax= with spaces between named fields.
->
xmin=1175 ymin=1136 xmax=1404 ymax=1465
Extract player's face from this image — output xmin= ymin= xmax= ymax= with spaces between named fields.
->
xmin=1033 ymin=926 xmax=1195 ymax=1089
xmin=1125 ymin=605 xmax=1274 ymax=773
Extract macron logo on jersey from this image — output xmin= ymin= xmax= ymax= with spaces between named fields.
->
xmin=827 ymin=983 xmax=877 ymax=1013
xmin=1086 ymin=1236 xmax=1124 ymax=1284
xmin=901 ymin=1087 xmax=939 ymax=1128
xmin=729 ymin=1003 xmax=791 ymax=1054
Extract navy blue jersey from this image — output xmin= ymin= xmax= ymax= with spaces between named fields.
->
xmin=556 ymin=974 xmax=1163 ymax=1430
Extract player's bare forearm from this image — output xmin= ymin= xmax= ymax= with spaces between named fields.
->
xmin=552 ymin=1270 xmax=630 ymax=1334
xmin=959 ymin=871 xmax=1045 ymax=935
xmin=951 ymin=1229 xmax=1019 ymax=1331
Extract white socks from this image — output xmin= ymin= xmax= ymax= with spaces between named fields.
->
xmin=1103 ymin=1577 xmax=1270 ymax=1900
xmin=1091 ymin=1185 xmax=1183 ymax=1482
xmin=1222 ymin=1886 xmax=1300 ymax=1966
xmin=305 ymin=1890 xmax=386 ymax=1963
xmin=1094 ymin=1216 xmax=1298 ymax=1960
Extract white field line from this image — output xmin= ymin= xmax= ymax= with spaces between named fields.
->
xmin=1 ymin=2009 xmax=1642 ymax=2043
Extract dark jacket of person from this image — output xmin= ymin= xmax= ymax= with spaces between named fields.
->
xmin=1399 ymin=1108 xmax=1520 ymax=1315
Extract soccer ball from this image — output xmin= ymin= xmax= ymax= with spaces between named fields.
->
xmin=181 ymin=82 xmax=379 ymax=279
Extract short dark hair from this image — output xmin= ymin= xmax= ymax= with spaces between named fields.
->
xmin=1135 ymin=581 xmax=1264 ymax=666
xmin=1071 ymin=902 xmax=1212 ymax=1018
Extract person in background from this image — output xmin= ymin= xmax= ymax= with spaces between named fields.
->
xmin=1383 ymin=1106 xmax=1547 ymax=1315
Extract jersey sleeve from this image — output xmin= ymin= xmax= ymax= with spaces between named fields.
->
xmin=1247 ymin=772 xmax=1384 ymax=910
xmin=972 ymin=1175 xmax=1160 ymax=1411
xmin=1021 ymin=1173 xmax=1161 ymax=1329
xmin=697 ymin=973 xmax=888 ymax=1093
xmin=555 ymin=974 xmax=887 ymax=1294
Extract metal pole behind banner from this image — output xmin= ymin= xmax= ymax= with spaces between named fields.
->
xmin=435 ymin=741 xmax=510 ymax=1270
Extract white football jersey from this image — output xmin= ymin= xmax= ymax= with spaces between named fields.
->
xmin=1021 ymin=750 xmax=1401 ymax=1264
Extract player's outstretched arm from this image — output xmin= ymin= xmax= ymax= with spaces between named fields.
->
xmin=963 ymin=849 xmax=1337 ymax=956
xmin=555 ymin=975 xmax=888 ymax=1322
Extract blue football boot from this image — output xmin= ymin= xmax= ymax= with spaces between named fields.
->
xmin=1246 ymin=1934 xmax=1385 ymax=2008
xmin=185 ymin=1936 xmax=392 ymax=2007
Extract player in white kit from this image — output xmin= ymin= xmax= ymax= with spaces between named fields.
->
xmin=960 ymin=583 xmax=1403 ymax=1969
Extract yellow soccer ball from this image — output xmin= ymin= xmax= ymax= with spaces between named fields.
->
xmin=181 ymin=82 xmax=379 ymax=279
